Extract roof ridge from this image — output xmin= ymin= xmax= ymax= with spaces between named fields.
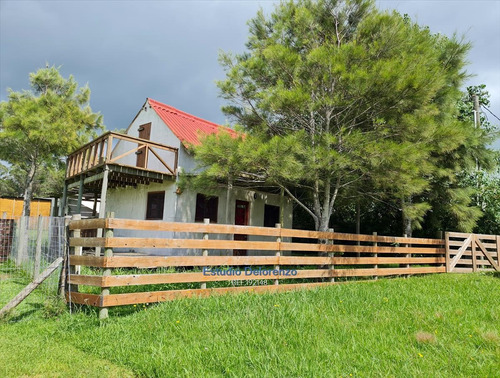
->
xmin=148 ymin=98 xmax=234 ymax=133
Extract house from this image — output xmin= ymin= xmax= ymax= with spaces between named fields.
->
xmin=62 ymin=98 xmax=293 ymax=255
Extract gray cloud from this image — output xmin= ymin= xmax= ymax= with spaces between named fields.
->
xmin=1 ymin=0 xmax=499 ymax=149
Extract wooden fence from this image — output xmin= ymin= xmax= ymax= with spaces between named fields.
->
xmin=66 ymin=217 xmax=449 ymax=318
xmin=445 ymin=232 xmax=500 ymax=273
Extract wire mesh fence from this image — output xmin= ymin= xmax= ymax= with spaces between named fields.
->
xmin=0 ymin=216 xmax=67 ymax=307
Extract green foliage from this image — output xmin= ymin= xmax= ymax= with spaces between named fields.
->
xmin=193 ymin=0 xmax=490 ymax=233
xmin=0 ymin=65 xmax=103 ymax=211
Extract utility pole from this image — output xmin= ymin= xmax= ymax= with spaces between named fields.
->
xmin=473 ymin=94 xmax=481 ymax=173
xmin=472 ymin=94 xmax=483 ymax=209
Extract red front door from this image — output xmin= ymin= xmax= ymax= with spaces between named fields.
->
xmin=234 ymin=200 xmax=249 ymax=256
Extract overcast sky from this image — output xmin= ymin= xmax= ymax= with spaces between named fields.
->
xmin=1 ymin=0 xmax=499 ymax=149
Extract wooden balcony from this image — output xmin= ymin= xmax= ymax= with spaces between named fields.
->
xmin=66 ymin=131 xmax=178 ymax=180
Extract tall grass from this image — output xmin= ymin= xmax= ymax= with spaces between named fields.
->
xmin=1 ymin=273 xmax=499 ymax=377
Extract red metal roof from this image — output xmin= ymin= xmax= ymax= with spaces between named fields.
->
xmin=148 ymin=98 xmax=238 ymax=147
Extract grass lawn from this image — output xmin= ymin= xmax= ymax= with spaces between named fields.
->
xmin=1 ymin=273 xmax=499 ymax=377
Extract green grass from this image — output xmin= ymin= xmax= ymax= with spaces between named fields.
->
xmin=1 ymin=273 xmax=499 ymax=377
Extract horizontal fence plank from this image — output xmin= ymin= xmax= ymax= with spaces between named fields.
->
xmin=100 ymin=282 xmax=341 ymax=307
xmin=450 ymin=251 xmax=497 ymax=258
xmin=66 ymin=292 xmax=102 ymax=307
xmin=69 ymin=265 xmax=445 ymax=287
xmin=456 ymin=259 xmax=493 ymax=266
xmin=106 ymin=219 xmax=281 ymax=236
xmin=447 ymin=232 xmax=472 ymax=239
xmin=450 ymin=267 xmax=473 ymax=273
xmin=329 ymin=266 xmax=445 ymax=277
xmin=70 ymin=237 xmax=445 ymax=254
xmin=448 ymin=232 xmax=499 ymax=241
xmin=70 ymin=255 xmax=445 ymax=268
xmin=280 ymin=230 xmax=444 ymax=245
xmin=69 ymin=218 xmax=106 ymax=230
xmin=448 ymin=240 xmax=498 ymax=248
xmin=71 ymin=238 xmax=280 ymax=250
xmin=323 ymin=245 xmax=444 ymax=254
xmin=68 ymin=218 xmax=444 ymax=245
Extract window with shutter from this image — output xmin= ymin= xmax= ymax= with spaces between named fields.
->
xmin=264 ymin=204 xmax=280 ymax=227
xmin=146 ymin=191 xmax=165 ymax=220
xmin=195 ymin=194 xmax=218 ymax=223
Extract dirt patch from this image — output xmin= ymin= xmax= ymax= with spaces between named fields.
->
xmin=0 ymin=274 xmax=11 ymax=281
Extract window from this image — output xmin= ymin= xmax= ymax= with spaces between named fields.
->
xmin=146 ymin=191 xmax=165 ymax=220
xmin=195 ymin=194 xmax=218 ymax=223
xmin=264 ymin=204 xmax=280 ymax=227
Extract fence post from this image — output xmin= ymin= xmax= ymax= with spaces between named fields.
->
xmin=404 ymin=233 xmax=410 ymax=278
xmin=328 ymin=228 xmax=335 ymax=283
xmin=201 ymin=218 xmax=209 ymax=290
xmin=496 ymin=235 xmax=500 ymax=266
xmin=33 ymin=216 xmax=44 ymax=279
xmin=99 ymin=212 xmax=114 ymax=320
xmin=69 ymin=214 xmax=81 ymax=293
xmin=471 ymin=234 xmax=477 ymax=272
xmin=444 ymin=232 xmax=450 ymax=273
xmin=373 ymin=232 xmax=378 ymax=280
xmin=16 ymin=216 xmax=28 ymax=266
xmin=275 ymin=223 xmax=281 ymax=286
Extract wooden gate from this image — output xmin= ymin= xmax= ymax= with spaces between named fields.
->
xmin=445 ymin=232 xmax=500 ymax=273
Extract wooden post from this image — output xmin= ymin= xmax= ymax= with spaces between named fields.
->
xmin=356 ymin=200 xmax=361 ymax=257
xmin=95 ymin=166 xmax=109 ymax=257
xmin=16 ymin=216 xmax=28 ymax=266
xmin=201 ymin=218 xmax=209 ymax=290
xmin=373 ymin=231 xmax=378 ymax=280
xmin=33 ymin=216 xmax=44 ymax=279
xmin=69 ymin=214 xmax=81 ymax=292
xmin=275 ymin=223 xmax=281 ymax=286
xmin=471 ymin=234 xmax=477 ymax=272
xmin=58 ymin=217 xmax=70 ymax=298
xmin=76 ymin=175 xmax=84 ymax=214
xmin=59 ymin=182 xmax=68 ymax=217
xmin=99 ymin=211 xmax=114 ymax=320
xmin=444 ymin=232 xmax=450 ymax=273
xmin=92 ymin=190 xmax=98 ymax=217
xmin=106 ymin=135 xmax=114 ymax=161
xmin=328 ymin=228 xmax=335 ymax=283
xmin=496 ymin=235 xmax=500 ymax=266
xmin=404 ymin=233 xmax=410 ymax=278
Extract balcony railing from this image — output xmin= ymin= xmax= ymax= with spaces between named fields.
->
xmin=65 ymin=132 xmax=178 ymax=179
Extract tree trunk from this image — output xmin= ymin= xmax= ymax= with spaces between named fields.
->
xmin=22 ymin=162 xmax=37 ymax=217
xmin=402 ymin=197 xmax=412 ymax=237
xmin=225 ymin=176 xmax=233 ymax=224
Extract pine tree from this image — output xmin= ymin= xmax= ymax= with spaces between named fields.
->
xmin=0 ymin=65 xmax=103 ymax=215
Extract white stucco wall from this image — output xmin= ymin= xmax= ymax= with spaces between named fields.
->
xmin=106 ymin=180 xmax=293 ymax=256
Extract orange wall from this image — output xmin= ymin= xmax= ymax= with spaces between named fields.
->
xmin=0 ymin=198 xmax=51 ymax=218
